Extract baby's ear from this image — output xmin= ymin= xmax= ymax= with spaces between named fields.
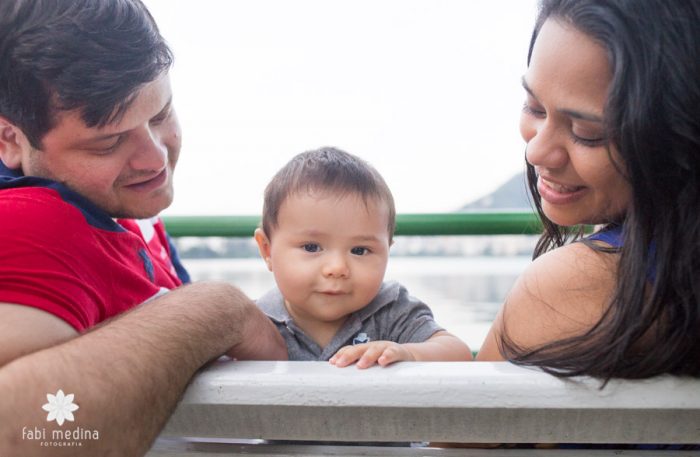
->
xmin=254 ymin=228 xmax=273 ymax=271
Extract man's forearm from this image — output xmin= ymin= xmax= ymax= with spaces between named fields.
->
xmin=0 ymin=281 xmax=284 ymax=457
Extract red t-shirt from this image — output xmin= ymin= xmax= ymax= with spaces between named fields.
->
xmin=0 ymin=185 xmax=186 ymax=331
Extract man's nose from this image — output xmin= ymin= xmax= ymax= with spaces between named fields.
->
xmin=129 ymin=126 xmax=168 ymax=171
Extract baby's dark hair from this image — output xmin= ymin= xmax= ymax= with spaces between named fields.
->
xmin=261 ymin=147 xmax=396 ymax=242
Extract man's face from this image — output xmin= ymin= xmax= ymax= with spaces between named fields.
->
xmin=22 ymin=74 xmax=181 ymax=219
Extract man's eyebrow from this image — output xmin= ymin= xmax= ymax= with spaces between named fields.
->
xmin=521 ymin=76 xmax=603 ymax=123
xmin=77 ymin=97 xmax=173 ymax=146
xmin=75 ymin=131 xmax=123 ymax=147
xmin=154 ymin=98 xmax=173 ymax=118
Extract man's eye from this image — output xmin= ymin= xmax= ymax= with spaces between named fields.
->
xmin=303 ymin=243 xmax=320 ymax=253
xmin=89 ymin=137 xmax=123 ymax=154
xmin=350 ymin=247 xmax=368 ymax=256
xmin=150 ymin=110 xmax=171 ymax=126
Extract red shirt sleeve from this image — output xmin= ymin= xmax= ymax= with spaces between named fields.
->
xmin=0 ymin=188 xmax=182 ymax=331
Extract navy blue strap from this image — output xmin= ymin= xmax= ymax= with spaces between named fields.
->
xmin=588 ymin=225 xmax=623 ymax=248
xmin=1 ymin=160 xmax=124 ymax=232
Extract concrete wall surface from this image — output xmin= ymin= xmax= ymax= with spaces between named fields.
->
xmin=150 ymin=361 xmax=699 ymax=449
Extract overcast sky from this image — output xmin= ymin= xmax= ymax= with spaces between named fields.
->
xmin=143 ymin=0 xmax=539 ymax=216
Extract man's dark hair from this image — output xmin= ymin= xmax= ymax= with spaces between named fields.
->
xmin=261 ymin=147 xmax=396 ymax=243
xmin=0 ymin=0 xmax=173 ymax=149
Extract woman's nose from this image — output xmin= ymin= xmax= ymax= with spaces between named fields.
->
xmin=521 ymin=113 xmax=568 ymax=170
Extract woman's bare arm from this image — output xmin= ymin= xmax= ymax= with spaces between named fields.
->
xmin=477 ymin=243 xmax=617 ymax=361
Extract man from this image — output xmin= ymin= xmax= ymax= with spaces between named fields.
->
xmin=0 ymin=1 xmax=286 ymax=455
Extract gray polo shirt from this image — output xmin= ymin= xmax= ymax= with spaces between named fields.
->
xmin=256 ymin=281 xmax=444 ymax=361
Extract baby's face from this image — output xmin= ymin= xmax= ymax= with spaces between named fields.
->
xmin=264 ymin=191 xmax=391 ymax=329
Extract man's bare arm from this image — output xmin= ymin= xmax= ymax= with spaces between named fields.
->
xmin=0 ymin=281 xmax=286 ymax=457
xmin=0 ymin=304 xmax=78 ymax=367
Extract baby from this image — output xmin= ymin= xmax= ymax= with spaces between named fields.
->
xmin=254 ymin=147 xmax=472 ymax=367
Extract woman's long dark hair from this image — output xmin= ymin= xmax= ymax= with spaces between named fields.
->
xmin=501 ymin=0 xmax=700 ymax=380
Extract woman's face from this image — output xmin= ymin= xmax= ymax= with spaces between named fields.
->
xmin=520 ymin=18 xmax=632 ymax=226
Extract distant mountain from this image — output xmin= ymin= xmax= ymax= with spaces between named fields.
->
xmin=459 ymin=172 xmax=532 ymax=211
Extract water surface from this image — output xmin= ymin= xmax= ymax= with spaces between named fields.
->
xmin=182 ymin=256 xmax=531 ymax=351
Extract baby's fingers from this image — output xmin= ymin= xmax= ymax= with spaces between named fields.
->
xmin=356 ymin=345 xmax=386 ymax=369
xmin=329 ymin=345 xmax=364 ymax=367
xmin=377 ymin=345 xmax=407 ymax=367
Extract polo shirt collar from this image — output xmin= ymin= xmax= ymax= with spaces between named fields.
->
xmin=260 ymin=280 xmax=401 ymax=326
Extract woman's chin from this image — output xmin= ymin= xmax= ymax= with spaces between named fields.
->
xmin=541 ymin=205 xmax=586 ymax=228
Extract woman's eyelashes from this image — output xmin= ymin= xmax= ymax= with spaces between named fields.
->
xmin=523 ymin=101 xmax=606 ymax=148
xmin=571 ymin=133 xmax=605 ymax=147
xmin=522 ymin=102 xmax=546 ymax=118
xmin=571 ymin=126 xmax=606 ymax=147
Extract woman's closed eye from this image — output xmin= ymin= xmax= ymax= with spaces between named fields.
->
xmin=523 ymin=99 xmax=606 ymax=148
xmin=571 ymin=126 xmax=606 ymax=147
xmin=571 ymin=134 xmax=606 ymax=147
xmin=522 ymin=101 xmax=546 ymax=118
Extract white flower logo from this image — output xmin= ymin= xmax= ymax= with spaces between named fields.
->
xmin=42 ymin=389 xmax=79 ymax=426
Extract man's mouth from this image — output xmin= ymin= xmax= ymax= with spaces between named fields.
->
xmin=125 ymin=169 xmax=168 ymax=191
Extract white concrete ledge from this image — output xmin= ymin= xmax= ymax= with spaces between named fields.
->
xmin=156 ymin=361 xmax=700 ymax=447
xmin=148 ymin=439 xmax=700 ymax=457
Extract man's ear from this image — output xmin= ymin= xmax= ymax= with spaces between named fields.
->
xmin=0 ymin=117 xmax=30 ymax=170
xmin=254 ymin=228 xmax=273 ymax=272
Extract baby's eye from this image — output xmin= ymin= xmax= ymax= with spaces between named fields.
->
xmin=302 ymin=243 xmax=320 ymax=253
xmin=350 ymin=247 xmax=369 ymax=256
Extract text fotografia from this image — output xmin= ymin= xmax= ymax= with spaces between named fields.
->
xmin=22 ymin=426 xmax=99 ymax=447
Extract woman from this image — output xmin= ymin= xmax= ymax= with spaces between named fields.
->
xmin=477 ymin=0 xmax=699 ymax=380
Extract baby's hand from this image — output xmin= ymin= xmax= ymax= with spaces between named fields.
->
xmin=329 ymin=341 xmax=415 ymax=369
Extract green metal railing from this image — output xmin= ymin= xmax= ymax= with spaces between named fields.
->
xmin=162 ymin=211 xmax=542 ymax=238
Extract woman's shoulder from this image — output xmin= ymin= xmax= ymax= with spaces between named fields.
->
xmin=479 ymin=242 xmax=619 ymax=359
xmin=528 ymin=240 xmax=619 ymax=289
